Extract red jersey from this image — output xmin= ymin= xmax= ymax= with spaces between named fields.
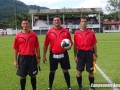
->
xmin=44 ymin=27 xmax=72 ymax=54
xmin=74 ymin=29 xmax=97 ymax=50
xmin=13 ymin=31 xmax=39 ymax=55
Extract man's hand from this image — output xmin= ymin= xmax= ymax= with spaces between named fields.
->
xmin=43 ymin=56 xmax=47 ymax=64
xmin=93 ymin=54 xmax=97 ymax=61
xmin=36 ymin=58 xmax=41 ymax=71
xmin=74 ymin=56 xmax=78 ymax=63
xmin=36 ymin=57 xmax=40 ymax=65
xmin=14 ymin=60 xmax=18 ymax=68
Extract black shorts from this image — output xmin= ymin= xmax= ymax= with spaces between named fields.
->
xmin=76 ymin=50 xmax=93 ymax=72
xmin=17 ymin=54 xmax=38 ymax=77
xmin=49 ymin=51 xmax=71 ymax=71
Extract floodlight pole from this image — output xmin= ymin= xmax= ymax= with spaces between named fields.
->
xmin=14 ymin=0 xmax=17 ymax=34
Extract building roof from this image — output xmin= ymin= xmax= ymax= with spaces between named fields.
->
xmin=102 ymin=21 xmax=120 ymax=25
xmin=29 ymin=8 xmax=102 ymax=15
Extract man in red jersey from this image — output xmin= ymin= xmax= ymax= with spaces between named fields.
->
xmin=74 ymin=16 xmax=97 ymax=90
xmin=13 ymin=18 xmax=40 ymax=90
xmin=43 ymin=16 xmax=72 ymax=90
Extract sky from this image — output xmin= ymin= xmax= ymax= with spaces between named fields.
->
xmin=20 ymin=0 xmax=108 ymax=13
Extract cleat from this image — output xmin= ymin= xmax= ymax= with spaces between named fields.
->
xmin=90 ymin=87 xmax=95 ymax=90
xmin=47 ymin=88 xmax=52 ymax=90
xmin=78 ymin=87 xmax=82 ymax=90
xmin=68 ymin=87 xmax=72 ymax=90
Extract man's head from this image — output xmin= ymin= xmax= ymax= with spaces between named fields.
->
xmin=21 ymin=18 xmax=30 ymax=30
xmin=52 ymin=16 xmax=61 ymax=27
xmin=80 ymin=16 xmax=88 ymax=28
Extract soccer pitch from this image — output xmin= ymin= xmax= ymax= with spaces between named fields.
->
xmin=0 ymin=33 xmax=120 ymax=90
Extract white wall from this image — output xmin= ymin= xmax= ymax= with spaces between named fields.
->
xmin=0 ymin=29 xmax=21 ymax=35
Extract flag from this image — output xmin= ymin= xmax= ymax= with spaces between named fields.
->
xmin=93 ymin=54 xmax=96 ymax=74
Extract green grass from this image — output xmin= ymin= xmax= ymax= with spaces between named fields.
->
xmin=0 ymin=33 xmax=120 ymax=90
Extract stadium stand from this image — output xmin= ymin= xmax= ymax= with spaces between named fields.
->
xmin=34 ymin=20 xmax=47 ymax=26
xmin=29 ymin=8 xmax=103 ymax=35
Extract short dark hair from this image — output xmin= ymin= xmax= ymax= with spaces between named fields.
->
xmin=22 ymin=18 xmax=29 ymax=22
xmin=53 ymin=15 xmax=61 ymax=20
xmin=80 ymin=16 xmax=88 ymax=22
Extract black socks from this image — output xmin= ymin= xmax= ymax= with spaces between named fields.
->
xmin=20 ymin=78 xmax=26 ymax=90
xmin=64 ymin=72 xmax=71 ymax=88
xmin=49 ymin=72 xmax=55 ymax=89
xmin=76 ymin=76 xmax=82 ymax=88
xmin=31 ymin=77 xmax=36 ymax=90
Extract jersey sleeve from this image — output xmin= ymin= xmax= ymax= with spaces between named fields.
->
xmin=13 ymin=35 xmax=19 ymax=50
xmin=74 ymin=32 xmax=77 ymax=46
xmin=44 ymin=31 xmax=49 ymax=46
xmin=92 ymin=33 xmax=97 ymax=44
xmin=67 ymin=31 xmax=73 ymax=45
xmin=35 ymin=35 xmax=40 ymax=47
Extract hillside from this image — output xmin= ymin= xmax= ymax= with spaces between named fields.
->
xmin=0 ymin=0 xmax=48 ymax=26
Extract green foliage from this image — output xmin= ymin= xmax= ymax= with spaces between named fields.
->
xmin=105 ymin=0 xmax=120 ymax=20
xmin=28 ymin=5 xmax=49 ymax=10
xmin=0 ymin=0 xmax=48 ymax=29
xmin=106 ymin=0 xmax=120 ymax=12
xmin=101 ymin=12 xmax=119 ymax=21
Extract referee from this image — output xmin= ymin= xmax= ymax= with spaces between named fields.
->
xmin=74 ymin=16 xmax=97 ymax=90
xmin=13 ymin=18 xmax=40 ymax=90
xmin=43 ymin=16 xmax=72 ymax=90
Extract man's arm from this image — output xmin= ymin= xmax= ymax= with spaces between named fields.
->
xmin=14 ymin=50 xmax=18 ymax=68
xmin=36 ymin=46 xmax=40 ymax=64
xmin=93 ymin=44 xmax=98 ymax=60
xmin=74 ymin=46 xmax=78 ymax=63
xmin=93 ymin=44 xmax=97 ymax=56
xmin=43 ymin=45 xmax=48 ymax=64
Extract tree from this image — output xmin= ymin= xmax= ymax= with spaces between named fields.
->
xmin=0 ymin=0 xmax=48 ymax=29
xmin=105 ymin=0 xmax=120 ymax=20
xmin=100 ymin=12 xmax=107 ymax=21
xmin=17 ymin=13 xmax=31 ymax=29
xmin=10 ymin=13 xmax=31 ymax=29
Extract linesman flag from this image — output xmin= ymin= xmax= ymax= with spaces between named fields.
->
xmin=93 ymin=54 xmax=96 ymax=74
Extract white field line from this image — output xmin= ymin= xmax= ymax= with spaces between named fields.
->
xmin=2 ymin=46 xmax=11 ymax=47
xmin=96 ymin=65 xmax=119 ymax=90
xmin=98 ymin=41 xmax=120 ymax=42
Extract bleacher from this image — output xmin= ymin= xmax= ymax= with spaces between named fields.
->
xmin=34 ymin=16 xmax=99 ymax=26
xmin=29 ymin=8 xmax=102 ymax=35
xmin=34 ymin=20 xmax=47 ymax=26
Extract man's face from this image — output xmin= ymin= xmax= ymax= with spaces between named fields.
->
xmin=53 ymin=17 xmax=61 ymax=26
xmin=21 ymin=20 xmax=29 ymax=30
xmin=80 ymin=18 xmax=87 ymax=28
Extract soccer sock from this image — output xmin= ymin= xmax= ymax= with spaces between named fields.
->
xmin=49 ymin=72 xmax=55 ymax=89
xmin=31 ymin=77 xmax=36 ymax=90
xmin=20 ymin=78 xmax=26 ymax=90
xmin=76 ymin=76 xmax=82 ymax=88
xmin=89 ymin=76 xmax=94 ymax=88
xmin=63 ymin=72 xmax=70 ymax=88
